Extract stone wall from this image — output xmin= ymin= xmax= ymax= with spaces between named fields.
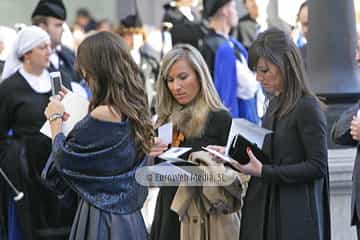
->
xmin=329 ymin=148 xmax=357 ymax=239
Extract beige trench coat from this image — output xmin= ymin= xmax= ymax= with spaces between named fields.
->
xmin=171 ymin=151 xmax=250 ymax=240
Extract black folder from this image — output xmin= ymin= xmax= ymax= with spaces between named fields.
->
xmin=228 ymin=134 xmax=269 ymax=164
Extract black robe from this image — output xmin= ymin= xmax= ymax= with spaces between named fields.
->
xmin=150 ymin=110 xmax=232 ymax=240
xmin=0 ymin=71 xmax=76 ymax=240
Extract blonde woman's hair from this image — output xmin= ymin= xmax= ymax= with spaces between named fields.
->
xmin=156 ymin=44 xmax=226 ymax=124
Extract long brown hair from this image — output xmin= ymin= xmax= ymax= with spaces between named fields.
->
xmin=248 ymin=28 xmax=317 ymax=118
xmin=76 ymin=32 xmax=153 ymax=156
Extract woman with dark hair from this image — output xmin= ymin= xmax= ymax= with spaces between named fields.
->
xmin=42 ymin=32 xmax=153 ymax=239
xmin=209 ymin=28 xmax=331 ymax=240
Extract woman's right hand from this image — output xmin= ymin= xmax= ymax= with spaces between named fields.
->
xmin=149 ymin=137 xmax=169 ymax=157
xmin=351 ymin=116 xmax=360 ymax=141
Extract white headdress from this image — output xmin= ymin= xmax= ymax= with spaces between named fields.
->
xmin=1 ymin=26 xmax=50 ymax=80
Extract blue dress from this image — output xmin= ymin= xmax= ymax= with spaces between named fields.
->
xmin=42 ymin=115 xmax=148 ymax=240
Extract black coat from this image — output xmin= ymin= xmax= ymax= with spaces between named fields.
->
xmin=150 ymin=110 xmax=232 ymax=240
xmin=240 ymin=95 xmax=331 ymax=240
xmin=162 ymin=2 xmax=206 ymax=48
xmin=0 ymin=72 xmax=75 ymax=240
xmin=331 ymin=101 xmax=360 ymax=225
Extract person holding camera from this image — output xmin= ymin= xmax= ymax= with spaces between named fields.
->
xmin=209 ymin=28 xmax=331 ymax=240
xmin=0 ymin=26 xmax=75 ymax=240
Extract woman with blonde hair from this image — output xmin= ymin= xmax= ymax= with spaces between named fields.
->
xmin=150 ymin=44 xmax=233 ymax=240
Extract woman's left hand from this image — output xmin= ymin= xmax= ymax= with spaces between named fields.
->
xmin=227 ymin=147 xmax=263 ymax=177
xmin=44 ymin=95 xmax=65 ymax=120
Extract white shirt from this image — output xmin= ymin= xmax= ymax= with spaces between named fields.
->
xmin=19 ymin=65 xmax=51 ymax=93
xmin=236 ymin=55 xmax=259 ymax=99
xmin=49 ymin=51 xmax=60 ymax=69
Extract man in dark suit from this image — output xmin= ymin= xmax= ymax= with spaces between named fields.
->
xmin=31 ymin=0 xmax=82 ymax=84
xmin=332 ymin=103 xmax=360 ymax=239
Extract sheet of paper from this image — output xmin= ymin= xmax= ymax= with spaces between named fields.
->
xmin=225 ymin=118 xmax=272 ymax=155
xmin=40 ymin=91 xmax=89 ymax=138
xmin=158 ymin=147 xmax=192 ymax=161
xmin=201 ymin=147 xmax=232 ymax=163
xmin=158 ymin=122 xmax=173 ymax=144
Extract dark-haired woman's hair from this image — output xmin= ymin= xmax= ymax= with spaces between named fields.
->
xmin=248 ymin=28 xmax=316 ymax=118
xmin=76 ymin=32 xmax=153 ymax=157
xmin=297 ymin=1 xmax=308 ymax=21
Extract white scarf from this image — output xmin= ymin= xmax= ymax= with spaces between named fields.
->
xmin=1 ymin=26 xmax=50 ymax=80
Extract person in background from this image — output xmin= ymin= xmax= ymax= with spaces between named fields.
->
xmin=331 ymin=29 xmax=360 ymax=235
xmin=95 ymin=19 xmax=113 ymax=32
xmin=43 ymin=32 xmax=152 ymax=239
xmin=200 ymin=0 xmax=263 ymax=123
xmin=0 ymin=26 xmax=17 ymax=78
xmin=150 ymin=44 xmax=232 ymax=240
xmin=232 ymin=0 xmax=261 ymax=50
xmin=293 ymin=1 xmax=308 ymax=66
xmin=209 ymin=28 xmax=331 ymax=240
xmin=116 ymin=14 xmax=159 ymax=109
xmin=74 ymin=8 xmax=97 ymax=33
xmin=162 ymin=0 xmax=207 ymax=49
xmin=31 ymin=0 xmax=84 ymax=88
xmin=0 ymin=26 xmax=76 ymax=240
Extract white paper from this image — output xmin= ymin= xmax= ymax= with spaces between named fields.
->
xmin=225 ymin=119 xmax=272 ymax=155
xmin=158 ymin=122 xmax=173 ymax=144
xmin=159 ymin=147 xmax=192 ymax=161
xmin=201 ymin=147 xmax=231 ymax=163
xmin=40 ymin=91 xmax=89 ymax=138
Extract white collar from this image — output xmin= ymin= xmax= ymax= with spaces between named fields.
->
xmin=178 ymin=6 xmax=194 ymax=21
xmin=19 ymin=65 xmax=51 ymax=93
xmin=50 ymin=51 xmax=60 ymax=69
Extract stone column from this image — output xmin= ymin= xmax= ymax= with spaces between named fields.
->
xmin=308 ymin=0 xmax=359 ymax=96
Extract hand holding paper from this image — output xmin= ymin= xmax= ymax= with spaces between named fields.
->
xmin=41 ymin=91 xmax=89 ymax=138
xmin=149 ymin=137 xmax=169 ymax=157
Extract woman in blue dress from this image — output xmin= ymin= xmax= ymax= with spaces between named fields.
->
xmin=42 ymin=32 xmax=153 ymax=240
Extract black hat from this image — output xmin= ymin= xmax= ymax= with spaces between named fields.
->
xmin=203 ymin=0 xmax=232 ymax=18
xmin=31 ymin=0 xmax=67 ymax=21
xmin=120 ymin=14 xmax=143 ymax=29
